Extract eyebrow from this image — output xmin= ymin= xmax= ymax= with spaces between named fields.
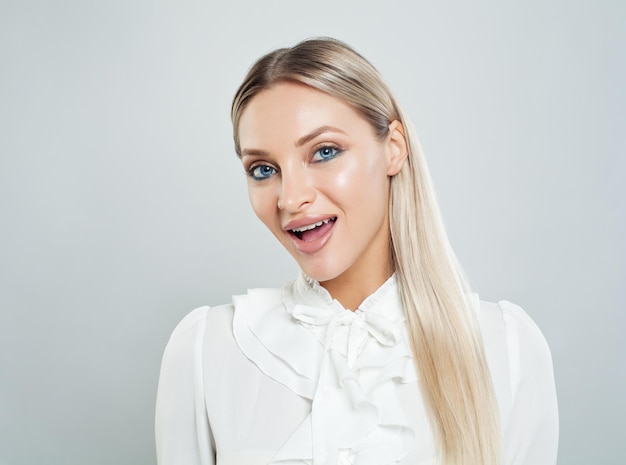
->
xmin=240 ymin=125 xmax=347 ymax=158
xmin=295 ymin=126 xmax=346 ymax=147
xmin=240 ymin=148 xmax=269 ymax=158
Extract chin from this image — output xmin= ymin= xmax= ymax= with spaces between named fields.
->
xmin=294 ymin=259 xmax=345 ymax=284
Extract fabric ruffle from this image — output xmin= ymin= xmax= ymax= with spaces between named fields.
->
xmin=232 ymin=272 xmax=418 ymax=465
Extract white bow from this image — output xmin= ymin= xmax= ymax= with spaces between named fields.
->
xmin=291 ymin=304 xmax=401 ymax=368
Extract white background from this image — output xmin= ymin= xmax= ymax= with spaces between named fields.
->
xmin=0 ymin=1 xmax=623 ymax=464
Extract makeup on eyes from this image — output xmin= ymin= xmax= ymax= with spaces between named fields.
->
xmin=248 ymin=164 xmax=277 ymax=180
xmin=243 ymin=140 xmax=347 ymax=182
xmin=311 ymin=144 xmax=344 ymax=162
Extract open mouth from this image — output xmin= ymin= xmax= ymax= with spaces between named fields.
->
xmin=289 ymin=217 xmax=337 ymax=242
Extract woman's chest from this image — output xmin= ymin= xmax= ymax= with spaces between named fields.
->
xmin=203 ymin=355 xmax=435 ymax=465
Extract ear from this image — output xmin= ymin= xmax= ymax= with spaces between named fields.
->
xmin=385 ymin=120 xmax=408 ymax=176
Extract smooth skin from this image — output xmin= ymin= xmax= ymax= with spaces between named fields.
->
xmin=238 ymin=82 xmax=408 ymax=310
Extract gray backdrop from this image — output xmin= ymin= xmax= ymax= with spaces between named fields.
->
xmin=1 ymin=0 xmax=624 ymax=464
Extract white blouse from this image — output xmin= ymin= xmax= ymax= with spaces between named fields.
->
xmin=155 ymin=273 xmax=558 ymax=465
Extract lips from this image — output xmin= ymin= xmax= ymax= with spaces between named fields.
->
xmin=284 ymin=216 xmax=337 ymax=253
xmin=290 ymin=217 xmax=336 ymax=241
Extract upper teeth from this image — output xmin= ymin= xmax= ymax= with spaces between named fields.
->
xmin=291 ymin=218 xmax=332 ymax=233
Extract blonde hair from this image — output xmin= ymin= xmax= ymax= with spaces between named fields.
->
xmin=231 ymin=37 xmax=501 ymax=465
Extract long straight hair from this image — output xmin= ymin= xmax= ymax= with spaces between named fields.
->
xmin=231 ymin=37 xmax=501 ymax=465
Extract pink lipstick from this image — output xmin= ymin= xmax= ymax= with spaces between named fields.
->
xmin=284 ymin=216 xmax=337 ymax=254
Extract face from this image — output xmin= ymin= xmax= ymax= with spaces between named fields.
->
xmin=237 ymin=82 xmax=407 ymax=289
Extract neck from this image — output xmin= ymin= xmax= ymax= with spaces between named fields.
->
xmin=320 ymin=259 xmax=393 ymax=311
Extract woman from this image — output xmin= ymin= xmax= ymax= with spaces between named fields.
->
xmin=155 ymin=38 xmax=558 ymax=465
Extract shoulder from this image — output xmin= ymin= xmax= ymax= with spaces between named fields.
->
xmin=481 ymin=300 xmax=554 ymax=379
xmin=474 ymin=299 xmax=556 ymax=403
xmin=167 ymin=306 xmax=211 ymax=339
xmin=162 ymin=303 xmax=235 ymax=360
xmin=475 ymin=301 xmax=559 ymax=462
xmin=163 ymin=281 xmax=288 ymax=359
xmin=495 ymin=300 xmax=556 ymax=401
xmin=476 ymin=299 xmax=553 ymax=365
xmin=475 ymin=299 xmax=558 ymax=439
xmin=167 ymin=304 xmax=233 ymax=337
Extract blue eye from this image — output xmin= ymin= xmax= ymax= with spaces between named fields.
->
xmin=312 ymin=146 xmax=342 ymax=162
xmin=249 ymin=164 xmax=276 ymax=180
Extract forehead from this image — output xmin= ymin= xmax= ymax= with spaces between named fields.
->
xmin=238 ymin=82 xmax=374 ymax=149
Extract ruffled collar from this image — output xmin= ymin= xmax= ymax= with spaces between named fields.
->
xmin=287 ymin=271 xmax=402 ymax=312
xmin=232 ymin=272 xmax=418 ymax=465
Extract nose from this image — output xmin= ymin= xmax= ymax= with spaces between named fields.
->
xmin=277 ymin=166 xmax=316 ymax=212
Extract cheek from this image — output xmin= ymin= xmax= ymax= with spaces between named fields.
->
xmin=325 ymin=151 xmax=388 ymax=201
xmin=247 ymin=186 xmax=276 ymax=226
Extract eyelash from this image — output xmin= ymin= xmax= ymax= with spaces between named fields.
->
xmin=246 ymin=144 xmax=345 ymax=181
xmin=247 ymin=164 xmax=277 ymax=181
xmin=311 ymin=144 xmax=344 ymax=162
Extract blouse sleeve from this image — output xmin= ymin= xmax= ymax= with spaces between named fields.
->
xmin=500 ymin=301 xmax=559 ymax=465
xmin=155 ymin=307 xmax=215 ymax=465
